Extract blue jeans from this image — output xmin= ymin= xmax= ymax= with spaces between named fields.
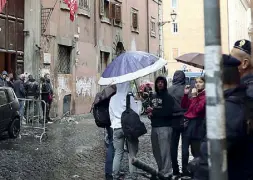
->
xmin=105 ymin=127 xmax=114 ymax=175
xmin=19 ymin=100 xmax=25 ymax=119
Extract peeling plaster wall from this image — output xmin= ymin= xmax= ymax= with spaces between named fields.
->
xmin=76 ymin=77 xmax=96 ymax=98
xmin=56 ymin=74 xmax=72 ymax=116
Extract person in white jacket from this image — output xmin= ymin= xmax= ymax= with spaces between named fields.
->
xmin=109 ymin=82 xmax=139 ymax=180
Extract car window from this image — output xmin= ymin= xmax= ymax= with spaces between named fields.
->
xmin=7 ymin=89 xmax=15 ymax=102
xmin=0 ymin=90 xmax=8 ymax=106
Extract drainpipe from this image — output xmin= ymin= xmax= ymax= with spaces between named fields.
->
xmin=94 ymin=0 xmax=97 ymax=47
xmin=147 ymin=0 xmax=150 ymax=53
xmin=158 ymin=0 xmax=163 ymax=58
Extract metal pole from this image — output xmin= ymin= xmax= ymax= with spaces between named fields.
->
xmin=204 ymin=1 xmax=227 ymax=180
xmin=156 ymin=0 xmax=165 ymax=78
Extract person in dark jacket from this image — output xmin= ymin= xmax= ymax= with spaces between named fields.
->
xmin=231 ymin=40 xmax=253 ymax=173
xmin=41 ymin=74 xmax=54 ymax=123
xmin=25 ymin=75 xmax=40 ymax=119
xmin=181 ymin=76 xmax=206 ymax=177
xmin=0 ymin=71 xmax=13 ymax=87
xmin=13 ymin=74 xmax=26 ymax=122
xmin=168 ymin=70 xmax=186 ymax=177
xmin=148 ymin=76 xmax=174 ymax=179
xmin=193 ymin=54 xmax=253 ymax=180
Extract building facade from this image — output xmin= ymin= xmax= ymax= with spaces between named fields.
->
xmin=163 ymin=0 xmax=250 ymax=77
xmin=20 ymin=0 xmax=159 ymax=116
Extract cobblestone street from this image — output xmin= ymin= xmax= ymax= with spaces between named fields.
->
xmin=0 ymin=115 xmax=189 ymax=180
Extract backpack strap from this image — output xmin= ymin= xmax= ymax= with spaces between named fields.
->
xmin=126 ymin=92 xmax=132 ymax=111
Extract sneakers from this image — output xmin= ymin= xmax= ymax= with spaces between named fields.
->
xmin=181 ymin=170 xmax=192 ymax=180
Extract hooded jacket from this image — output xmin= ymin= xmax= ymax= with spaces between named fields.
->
xmin=150 ymin=76 xmax=174 ymax=127
xmin=109 ymin=82 xmax=139 ymax=129
xmin=168 ymin=71 xmax=187 ymax=128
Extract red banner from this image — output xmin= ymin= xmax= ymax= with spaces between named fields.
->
xmin=0 ymin=0 xmax=7 ymax=13
xmin=64 ymin=0 xmax=78 ymax=21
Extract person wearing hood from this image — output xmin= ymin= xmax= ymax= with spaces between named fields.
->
xmin=181 ymin=76 xmax=206 ymax=178
xmin=0 ymin=71 xmax=13 ymax=87
xmin=168 ymin=70 xmax=187 ymax=177
xmin=193 ymin=54 xmax=253 ymax=180
xmin=148 ymin=76 xmax=174 ymax=179
xmin=109 ymin=82 xmax=139 ymax=180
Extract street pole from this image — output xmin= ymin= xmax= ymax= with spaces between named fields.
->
xmin=157 ymin=0 xmax=164 ymax=78
xmin=204 ymin=1 xmax=227 ymax=180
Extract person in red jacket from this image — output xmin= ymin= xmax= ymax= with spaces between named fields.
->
xmin=181 ymin=76 xmax=206 ymax=178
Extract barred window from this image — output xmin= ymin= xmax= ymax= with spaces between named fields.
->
xmin=57 ymin=45 xmax=71 ymax=74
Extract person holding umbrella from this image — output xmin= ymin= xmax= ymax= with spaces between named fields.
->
xmin=98 ymin=51 xmax=168 ymax=179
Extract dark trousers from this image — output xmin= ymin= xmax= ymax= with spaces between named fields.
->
xmin=105 ymin=126 xmax=114 ymax=176
xmin=182 ymin=132 xmax=201 ymax=172
xmin=41 ymin=100 xmax=51 ymax=121
xmin=171 ymin=128 xmax=183 ymax=174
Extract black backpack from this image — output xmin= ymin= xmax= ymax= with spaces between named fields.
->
xmin=121 ymin=93 xmax=147 ymax=140
xmin=91 ymin=85 xmax=116 ymax=128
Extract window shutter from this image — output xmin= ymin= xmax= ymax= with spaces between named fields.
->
xmin=100 ymin=0 xmax=105 ymax=16
xmin=115 ymin=5 xmax=121 ymax=22
xmin=109 ymin=3 xmax=116 ymax=19
xmin=132 ymin=13 xmax=138 ymax=29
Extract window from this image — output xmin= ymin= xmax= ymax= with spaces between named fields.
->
xmin=57 ymin=45 xmax=71 ymax=74
xmin=172 ymin=0 xmax=177 ymax=9
xmin=100 ymin=0 xmax=110 ymax=21
xmin=79 ymin=0 xmax=89 ymax=10
xmin=150 ymin=17 xmax=156 ymax=37
xmin=100 ymin=0 xmax=122 ymax=25
xmin=0 ymin=90 xmax=8 ymax=106
xmin=172 ymin=48 xmax=179 ymax=59
xmin=78 ymin=0 xmax=90 ymax=17
xmin=100 ymin=51 xmax=110 ymax=73
xmin=131 ymin=8 xmax=139 ymax=32
xmin=172 ymin=22 xmax=178 ymax=33
xmin=114 ymin=4 xmax=122 ymax=25
xmin=6 ymin=89 xmax=15 ymax=102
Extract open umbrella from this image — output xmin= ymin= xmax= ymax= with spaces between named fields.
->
xmin=175 ymin=53 xmax=204 ymax=69
xmin=98 ymin=51 xmax=167 ymax=85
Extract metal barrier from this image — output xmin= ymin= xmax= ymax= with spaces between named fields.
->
xmin=18 ymin=98 xmax=47 ymax=142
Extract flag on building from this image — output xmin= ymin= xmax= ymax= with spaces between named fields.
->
xmin=64 ymin=0 xmax=78 ymax=21
xmin=0 ymin=0 xmax=7 ymax=13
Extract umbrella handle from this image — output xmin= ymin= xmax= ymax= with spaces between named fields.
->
xmin=134 ymin=80 xmax=141 ymax=97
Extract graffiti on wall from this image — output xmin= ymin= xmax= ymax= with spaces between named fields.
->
xmin=57 ymin=76 xmax=71 ymax=97
xmin=76 ymin=77 xmax=96 ymax=97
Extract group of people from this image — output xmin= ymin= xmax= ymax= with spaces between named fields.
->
xmin=0 ymin=72 xmax=54 ymax=123
xmin=103 ymin=39 xmax=253 ymax=180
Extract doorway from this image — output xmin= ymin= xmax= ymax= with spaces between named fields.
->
xmin=0 ymin=52 xmax=17 ymax=77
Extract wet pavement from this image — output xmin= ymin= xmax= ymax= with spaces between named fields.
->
xmin=0 ymin=115 xmax=191 ymax=180
xmin=0 ymin=115 xmax=105 ymax=180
